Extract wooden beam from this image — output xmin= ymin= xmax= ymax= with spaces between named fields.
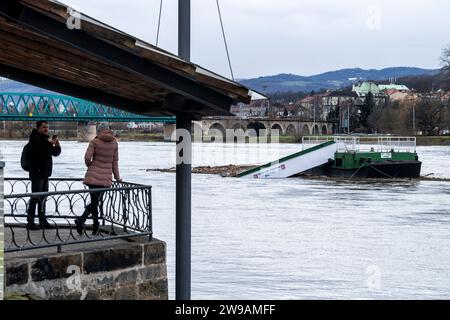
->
xmin=17 ymin=0 xmax=249 ymax=102
xmin=0 ymin=62 xmax=168 ymax=115
xmin=19 ymin=0 xmax=198 ymax=76
xmin=0 ymin=0 xmax=243 ymax=115
xmin=0 ymin=27 xmax=168 ymax=101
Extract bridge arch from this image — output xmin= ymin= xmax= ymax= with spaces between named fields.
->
xmin=270 ymin=123 xmax=283 ymax=136
xmin=286 ymin=124 xmax=297 ymax=136
xmin=321 ymin=125 xmax=328 ymax=135
xmin=232 ymin=122 xmax=246 ymax=131
xmin=312 ymin=125 xmax=320 ymax=135
xmin=247 ymin=121 xmax=266 ymax=136
xmin=207 ymin=122 xmax=226 ymax=142
xmin=301 ymin=124 xmax=310 ymax=136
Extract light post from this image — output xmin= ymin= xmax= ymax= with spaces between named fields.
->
xmin=313 ymin=105 xmax=316 ymax=135
xmin=347 ymin=104 xmax=350 ymax=135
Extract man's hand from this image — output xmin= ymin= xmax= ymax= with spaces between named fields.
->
xmin=53 ymin=138 xmax=60 ymax=147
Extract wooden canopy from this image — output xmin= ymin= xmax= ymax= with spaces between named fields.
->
xmin=0 ymin=0 xmax=252 ymax=118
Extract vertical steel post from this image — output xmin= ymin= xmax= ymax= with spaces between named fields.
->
xmin=177 ymin=0 xmax=191 ymax=300
xmin=179 ymin=0 xmax=190 ymax=62
xmin=175 ymin=114 xmax=192 ymax=300
xmin=347 ymin=104 xmax=350 ymax=134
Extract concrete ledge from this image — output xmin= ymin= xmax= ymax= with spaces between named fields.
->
xmin=4 ymin=238 xmax=168 ymax=300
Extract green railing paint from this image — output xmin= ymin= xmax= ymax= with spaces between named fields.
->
xmin=0 ymin=92 xmax=176 ymax=123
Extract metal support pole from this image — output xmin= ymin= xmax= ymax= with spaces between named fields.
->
xmin=347 ymin=104 xmax=350 ymax=135
xmin=176 ymin=0 xmax=191 ymax=300
xmin=176 ymin=114 xmax=192 ymax=300
xmin=179 ymin=0 xmax=190 ymax=62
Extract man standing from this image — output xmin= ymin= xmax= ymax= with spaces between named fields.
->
xmin=26 ymin=121 xmax=61 ymax=230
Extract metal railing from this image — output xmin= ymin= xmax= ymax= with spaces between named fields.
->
xmin=0 ymin=92 xmax=176 ymax=122
xmin=4 ymin=178 xmax=152 ymax=252
xmin=302 ymin=135 xmax=417 ymax=153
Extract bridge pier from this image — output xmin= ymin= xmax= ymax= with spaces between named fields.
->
xmin=77 ymin=121 xmax=97 ymax=142
xmin=163 ymin=123 xmax=176 ymax=142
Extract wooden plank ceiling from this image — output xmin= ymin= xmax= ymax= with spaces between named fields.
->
xmin=0 ymin=0 xmax=252 ymax=117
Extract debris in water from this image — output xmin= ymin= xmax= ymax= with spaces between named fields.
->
xmin=146 ymin=165 xmax=257 ymax=177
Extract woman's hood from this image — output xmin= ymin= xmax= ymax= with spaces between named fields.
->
xmin=97 ymin=130 xmax=115 ymax=142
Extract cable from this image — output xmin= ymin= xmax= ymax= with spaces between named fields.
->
xmin=216 ymin=0 xmax=234 ymax=81
xmin=346 ymin=160 xmax=368 ymax=181
xmin=156 ymin=0 xmax=163 ymax=46
xmin=366 ymin=162 xmax=394 ymax=179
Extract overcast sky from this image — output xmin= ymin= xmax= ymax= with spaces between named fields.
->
xmin=65 ymin=0 xmax=450 ymax=79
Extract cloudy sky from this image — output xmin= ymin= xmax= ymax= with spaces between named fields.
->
xmin=64 ymin=0 xmax=450 ymax=79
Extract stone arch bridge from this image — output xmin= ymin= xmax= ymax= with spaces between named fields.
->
xmin=199 ymin=117 xmax=333 ymax=137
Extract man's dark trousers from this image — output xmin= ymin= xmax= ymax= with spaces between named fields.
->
xmin=27 ymin=176 xmax=49 ymax=224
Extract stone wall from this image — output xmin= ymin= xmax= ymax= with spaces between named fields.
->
xmin=0 ymin=161 xmax=4 ymax=300
xmin=77 ymin=121 xmax=97 ymax=142
xmin=163 ymin=123 xmax=176 ymax=142
xmin=4 ymin=238 xmax=168 ymax=300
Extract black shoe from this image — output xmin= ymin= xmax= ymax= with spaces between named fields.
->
xmin=40 ymin=220 xmax=55 ymax=229
xmin=92 ymin=220 xmax=100 ymax=235
xmin=74 ymin=218 xmax=83 ymax=235
xmin=26 ymin=222 xmax=40 ymax=231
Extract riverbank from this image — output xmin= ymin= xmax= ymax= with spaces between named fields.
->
xmin=2 ymin=134 xmax=450 ymax=145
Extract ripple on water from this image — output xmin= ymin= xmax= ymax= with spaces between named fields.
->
xmin=2 ymin=141 xmax=450 ymax=299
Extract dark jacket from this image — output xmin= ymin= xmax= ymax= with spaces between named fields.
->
xmin=28 ymin=129 xmax=61 ymax=177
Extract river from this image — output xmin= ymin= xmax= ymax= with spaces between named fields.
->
xmin=1 ymin=140 xmax=450 ymax=299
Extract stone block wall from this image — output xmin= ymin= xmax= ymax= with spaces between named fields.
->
xmin=4 ymin=239 xmax=168 ymax=300
xmin=0 ymin=161 xmax=4 ymax=300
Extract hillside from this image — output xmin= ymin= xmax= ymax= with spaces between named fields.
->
xmin=1 ymin=66 xmax=443 ymax=96
xmin=239 ymin=67 xmax=439 ymax=94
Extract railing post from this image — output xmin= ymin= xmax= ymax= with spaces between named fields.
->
xmin=147 ymin=187 xmax=153 ymax=241
xmin=121 ymin=189 xmax=129 ymax=232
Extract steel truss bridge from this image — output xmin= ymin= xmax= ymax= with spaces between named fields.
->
xmin=0 ymin=92 xmax=176 ymax=123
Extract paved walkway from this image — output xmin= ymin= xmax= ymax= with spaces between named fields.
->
xmin=4 ymin=223 xmax=150 ymax=258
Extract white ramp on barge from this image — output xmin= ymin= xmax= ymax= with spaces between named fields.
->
xmin=238 ymin=141 xmax=336 ymax=179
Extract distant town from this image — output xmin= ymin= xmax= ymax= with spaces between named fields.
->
xmin=1 ymin=59 xmax=449 ymax=141
xmin=232 ymin=79 xmax=450 ymax=136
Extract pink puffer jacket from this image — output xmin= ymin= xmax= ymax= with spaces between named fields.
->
xmin=83 ymin=130 xmax=121 ymax=187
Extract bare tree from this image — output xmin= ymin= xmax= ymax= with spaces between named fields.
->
xmin=441 ymin=44 xmax=450 ymax=69
xmin=415 ymin=98 xmax=446 ymax=136
xmin=440 ymin=44 xmax=450 ymax=90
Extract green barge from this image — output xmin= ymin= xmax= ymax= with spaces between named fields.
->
xmin=299 ymin=136 xmax=421 ymax=179
xmin=238 ymin=136 xmax=421 ymax=179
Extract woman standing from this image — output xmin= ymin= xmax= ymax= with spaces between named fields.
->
xmin=74 ymin=122 xmax=121 ymax=235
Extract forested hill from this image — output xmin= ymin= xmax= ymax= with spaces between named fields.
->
xmin=239 ymin=67 xmax=439 ymax=94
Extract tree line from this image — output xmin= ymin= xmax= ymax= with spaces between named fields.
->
xmin=270 ymin=45 xmax=450 ymax=136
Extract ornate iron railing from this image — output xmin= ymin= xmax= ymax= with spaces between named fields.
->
xmin=4 ymin=178 xmax=152 ymax=252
